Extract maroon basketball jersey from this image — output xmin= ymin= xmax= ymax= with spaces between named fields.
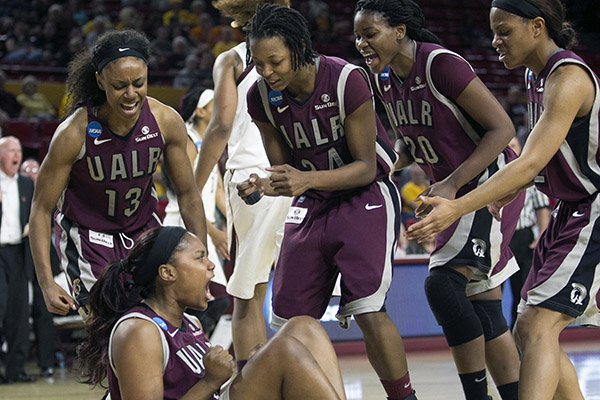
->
xmin=247 ymin=55 xmax=398 ymax=200
xmin=527 ymin=50 xmax=600 ymax=202
xmin=60 ymin=99 xmax=163 ymax=233
xmin=107 ymin=305 xmax=218 ymax=400
xmin=371 ymin=42 xmax=516 ymax=190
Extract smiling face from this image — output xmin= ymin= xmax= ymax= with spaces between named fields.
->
xmin=96 ymin=56 xmax=148 ymax=120
xmin=169 ymin=234 xmax=215 ymax=311
xmin=490 ymin=8 xmax=536 ymax=70
xmin=250 ymin=35 xmax=295 ymax=92
xmin=354 ymin=9 xmax=402 ymax=74
xmin=0 ymin=137 xmax=23 ymax=177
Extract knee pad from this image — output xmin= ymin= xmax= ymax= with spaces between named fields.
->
xmin=471 ymin=299 xmax=509 ymax=342
xmin=424 ymin=268 xmax=483 ymax=347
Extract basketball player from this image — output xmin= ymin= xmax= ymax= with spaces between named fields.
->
xmin=29 ymin=30 xmax=207 ymax=320
xmin=408 ymin=1 xmax=600 ymax=398
xmin=354 ymin=1 xmax=522 ymax=399
xmin=238 ymin=5 xmax=416 ymax=399
xmin=78 ymin=226 xmax=347 ymax=400
xmin=194 ymin=0 xmax=292 ymax=369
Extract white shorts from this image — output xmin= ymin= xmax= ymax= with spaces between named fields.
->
xmin=224 ymin=168 xmax=291 ymax=299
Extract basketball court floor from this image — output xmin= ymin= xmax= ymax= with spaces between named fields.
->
xmin=2 ymin=338 xmax=599 ymax=399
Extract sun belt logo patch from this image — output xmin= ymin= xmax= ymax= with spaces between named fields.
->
xmin=471 ymin=238 xmax=486 ymax=258
xmin=570 ymin=283 xmax=587 ymax=306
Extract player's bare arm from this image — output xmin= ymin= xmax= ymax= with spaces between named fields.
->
xmin=407 ymin=64 xmax=594 ymax=241
xmin=152 ymin=98 xmax=208 ymax=246
xmin=195 ymin=49 xmax=243 ymax=191
xmin=30 ymin=109 xmax=86 ymax=314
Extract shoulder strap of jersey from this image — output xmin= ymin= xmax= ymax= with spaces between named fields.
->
xmin=108 ymin=312 xmax=170 ymax=376
xmin=424 ymin=49 xmax=480 ymax=144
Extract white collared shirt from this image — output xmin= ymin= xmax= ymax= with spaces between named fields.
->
xmin=0 ymin=170 xmax=22 ymax=245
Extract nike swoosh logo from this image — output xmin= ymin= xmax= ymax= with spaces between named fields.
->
xmin=94 ymin=138 xmax=112 ymax=145
xmin=474 ymin=377 xmax=486 ymax=383
xmin=168 ymin=329 xmax=179 ymax=338
xmin=383 ymin=85 xmax=391 ymax=92
xmin=404 ymin=383 xmax=411 ymax=389
xmin=573 ymin=211 xmax=585 ymax=217
xmin=365 ymin=204 xmax=383 ymax=210
xmin=277 ymin=105 xmax=289 ymax=113
xmin=118 ymin=47 xmax=130 ymax=52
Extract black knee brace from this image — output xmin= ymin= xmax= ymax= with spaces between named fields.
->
xmin=471 ymin=299 xmax=509 ymax=342
xmin=424 ymin=268 xmax=483 ymax=347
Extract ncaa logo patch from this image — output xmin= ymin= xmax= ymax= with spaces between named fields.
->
xmin=471 ymin=238 xmax=486 ymax=258
xmin=152 ymin=317 xmax=169 ymax=331
xmin=142 ymin=125 xmax=150 ymax=135
xmin=86 ymin=121 xmax=103 ymax=138
xmin=570 ymin=283 xmax=587 ymax=306
xmin=380 ymin=66 xmax=390 ymax=81
xmin=268 ymin=90 xmax=284 ymax=106
xmin=321 ymin=93 xmax=330 ymax=103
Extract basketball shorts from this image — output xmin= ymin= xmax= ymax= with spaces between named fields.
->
xmin=53 ymin=211 xmax=161 ymax=306
xmin=224 ymin=168 xmax=291 ymax=300
xmin=518 ymin=195 xmax=600 ymax=326
xmin=271 ymin=179 xmax=401 ymax=329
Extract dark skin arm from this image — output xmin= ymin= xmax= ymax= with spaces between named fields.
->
xmin=238 ymin=100 xmax=378 ymax=200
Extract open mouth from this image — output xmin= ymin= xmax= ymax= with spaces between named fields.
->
xmin=362 ymin=51 xmax=381 ymax=68
xmin=205 ymin=283 xmax=214 ymax=301
xmin=121 ymin=101 xmax=138 ymax=112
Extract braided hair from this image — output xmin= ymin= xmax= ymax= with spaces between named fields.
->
xmin=355 ymin=0 xmax=442 ymax=45
xmin=246 ymin=4 xmax=317 ymax=71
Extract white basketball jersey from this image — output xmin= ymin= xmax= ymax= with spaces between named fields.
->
xmin=225 ymin=42 xmax=270 ymax=172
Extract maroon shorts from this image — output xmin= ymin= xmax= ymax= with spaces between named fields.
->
xmin=53 ymin=211 xmax=161 ymax=305
xmin=271 ymin=179 xmax=401 ymax=328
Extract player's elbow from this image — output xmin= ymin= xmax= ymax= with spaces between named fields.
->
xmin=358 ymin=161 xmax=377 ymax=186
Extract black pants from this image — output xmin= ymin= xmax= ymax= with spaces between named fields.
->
xmin=508 ymin=227 xmax=534 ymax=328
xmin=0 ymin=244 xmax=30 ymax=378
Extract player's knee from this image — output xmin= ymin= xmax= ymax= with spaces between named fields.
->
xmin=284 ymin=316 xmax=323 ymax=338
xmin=471 ymin=300 xmax=509 ymax=342
xmin=424 ymin=268 xmax=483 ymax=347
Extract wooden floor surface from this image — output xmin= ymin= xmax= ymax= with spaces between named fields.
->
xmin=1 ymin=339 xmax=599 ymax=399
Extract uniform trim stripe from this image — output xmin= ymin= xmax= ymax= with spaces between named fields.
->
xmin=527 ymin=199 xmax=600 ymax=307
xmin=551 ymin=58 xmax=600 ymax=194
xmin=108 ymin=312 xmax=170 ymax=375
xmin=336 ymin=180 xmax=398 ymax=322
xmin=425 ymin=49 xmax=481 ymax=145
xmin=256 ymin=79 xmax=276 ymax=128
xmin=56 ymin=213 xmax=97 ymax=298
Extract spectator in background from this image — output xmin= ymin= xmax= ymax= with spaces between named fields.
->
xmin=400 ymin=165 xmax=429 ymax=227
xmin=170 ymin=35 xmax=191 ymax=71
xmin=84 ymin=15 xmax=112 ymax=47
xmin=0 ymin=137 xmax=35 ymax=384
xmin=20 ymin=158 xmax=58 ymax=378
xmin=0 ymin=70 xmax=22 ymax=123
xmin=506 ymin=138 xmax=551 ymax=328
xmin=173 ymin=54 xmax=201 ymax=89
xmin=115 ymin=6 xmax=144 ymax=32
xmin=162 ymin=0 xmax=195 ymax=27
xmin=212 ymin=26 xmax=238 ymax=58
xmin=17 ymin=75 xmax=56 ymax=121
xmin=400 ymin=165 xmax=433 ymax=255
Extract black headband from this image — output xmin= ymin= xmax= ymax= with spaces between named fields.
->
xmin=92 ymin=46 xmax=147 ymax=72
xmin=133 ymin=226 xmax=187 ymax=286
xmin=491 ymin=0 xmax=544 ymax=19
